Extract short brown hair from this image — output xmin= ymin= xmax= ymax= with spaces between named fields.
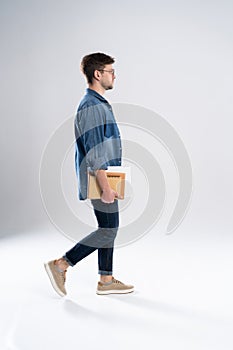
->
xmin=81 ymin=52 xmax=115 ymax=84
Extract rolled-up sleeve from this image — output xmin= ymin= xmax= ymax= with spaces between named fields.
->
xmin=78 ymin=103 xmax=108 ymax=171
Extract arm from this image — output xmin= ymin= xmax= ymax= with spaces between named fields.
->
xmin=78 ymin=103 xmax=118 ymax=203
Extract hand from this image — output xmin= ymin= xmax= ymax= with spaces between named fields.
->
xmin=101 ymin=188 xmax=118 ymax=203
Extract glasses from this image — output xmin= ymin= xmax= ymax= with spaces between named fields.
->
xmin=99 ymin=69 xmax=115 ymax=75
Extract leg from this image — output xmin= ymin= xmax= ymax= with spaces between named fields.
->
xmin=93 ymin=201 xmax=134 ymax=294
xmin=62 ymin=199 xmax=118 ymax=269
xmin=90 ymin=199 xmax=119 ymax=280
xmin=44 ymin=199 xmax=117 ymax=297
xmin=44 ymin=199 xmax=134 ymax=297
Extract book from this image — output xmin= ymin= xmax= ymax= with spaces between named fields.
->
xmin=87 ymin=172 xmax=125 ymax=199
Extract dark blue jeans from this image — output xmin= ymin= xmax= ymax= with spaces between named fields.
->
xmin=63 ymin=199 xmax=119 ymax=275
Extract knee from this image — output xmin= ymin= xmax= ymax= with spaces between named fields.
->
xmin=99 ymin=227 xmax=118 ymax=240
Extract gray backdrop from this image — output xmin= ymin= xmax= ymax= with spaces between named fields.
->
xmin=0 ymin=0 xmax=232 ymax=238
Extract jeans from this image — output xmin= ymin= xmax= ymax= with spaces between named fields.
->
xmin=63 ymin=199 xmax=119 ymax=275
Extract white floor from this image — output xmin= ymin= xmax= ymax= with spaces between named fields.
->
xmin=1 ymin=225 xmax=233 ymax=350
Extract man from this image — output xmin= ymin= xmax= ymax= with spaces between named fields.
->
xmin=44 ymin=52 xmax=134 ymax=296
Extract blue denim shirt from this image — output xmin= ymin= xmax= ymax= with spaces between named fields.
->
xmin=74 ymin=88 xmax=122 ymax=200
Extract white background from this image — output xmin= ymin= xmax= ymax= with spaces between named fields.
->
xmin=1 ymin=0 xmax=233 ymax=349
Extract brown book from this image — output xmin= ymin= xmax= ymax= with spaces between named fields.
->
xmin=87 ymin=172 xmax=125 ymax=200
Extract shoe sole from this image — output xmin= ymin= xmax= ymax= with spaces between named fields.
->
xmin=44 ymin=263 xmax=66 ymax=297
xmin=96 ymin=288 xmax=134 ymax=295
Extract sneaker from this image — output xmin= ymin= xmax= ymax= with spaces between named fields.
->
xmin=44 ymin=260 xmax=67 ymax=297
xmin=96 ymin=277 xmax=134 ymax=295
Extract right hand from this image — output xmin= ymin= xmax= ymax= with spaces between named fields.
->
xmin=101 ymin=188 xmax=118 ymax=203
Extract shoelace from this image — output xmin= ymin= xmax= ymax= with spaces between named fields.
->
xmin=112 ymin=278 xmax=124 ymax=285
xmin=54 ymin=260 xmax=67 ymax=283
xmin=61 ymin=270 xmax=67 ymax=283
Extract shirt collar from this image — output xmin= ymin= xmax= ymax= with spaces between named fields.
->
xmin=86 ymin=88 xmax=108 ymax=103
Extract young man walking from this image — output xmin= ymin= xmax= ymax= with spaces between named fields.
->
xmin=44 ymin=52 xmax=134 ymax=296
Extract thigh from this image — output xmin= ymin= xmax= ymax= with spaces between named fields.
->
xmin=91 ymin=199 xmax=119 ymax=229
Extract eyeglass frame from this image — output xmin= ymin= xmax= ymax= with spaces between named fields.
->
xmin=99 ymin=69 xmax=115 ymax=75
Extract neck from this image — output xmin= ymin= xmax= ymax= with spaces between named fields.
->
xmin=88 ymin=83 xmax=105 ymax=96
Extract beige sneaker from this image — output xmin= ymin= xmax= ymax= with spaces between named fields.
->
xmin=96 ymin=277 xmax=134 ymax=295
xmin=44 ymin=260 xmax=67 ymax=297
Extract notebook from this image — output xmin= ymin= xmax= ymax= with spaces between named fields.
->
xmin=87 ymin=171 xmax=125 ymax=199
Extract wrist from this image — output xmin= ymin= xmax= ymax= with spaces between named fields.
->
xmin=102 ymin=187 xmax=111 ymax=193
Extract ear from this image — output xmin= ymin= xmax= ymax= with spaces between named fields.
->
xmin=93 ymin=69 xmax=101 ymax=81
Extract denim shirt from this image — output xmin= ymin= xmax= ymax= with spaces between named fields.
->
xmin=74 ymin=88 xmax=122 ymax=200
